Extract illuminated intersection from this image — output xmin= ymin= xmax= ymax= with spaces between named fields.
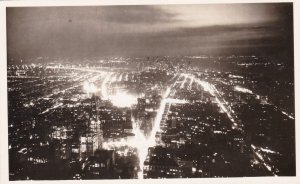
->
xmin=8 ymin=60 xmax=295 ymax=179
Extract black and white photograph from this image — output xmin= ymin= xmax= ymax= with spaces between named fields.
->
xmin=1 ymin=0 xmax=299 ymax=183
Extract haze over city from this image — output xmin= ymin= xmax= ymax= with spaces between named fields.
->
xmin=7 ymin=3 xmax=295 ymax=180
xmin=7 ymin=4 xmax=293 ymax=59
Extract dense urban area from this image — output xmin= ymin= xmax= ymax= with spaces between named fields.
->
xmin=8 ymin=55 xmax=295 ymax=180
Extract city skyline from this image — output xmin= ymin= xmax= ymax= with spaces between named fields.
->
xmin=5 ymin=2 xmax=296 ymax=182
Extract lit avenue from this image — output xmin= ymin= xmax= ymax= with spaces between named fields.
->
xmin=8 ymin=56 xmax=295 ymax=179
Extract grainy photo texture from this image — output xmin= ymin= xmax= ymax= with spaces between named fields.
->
xmin=7 ymin=3 xmax=295 ymax=180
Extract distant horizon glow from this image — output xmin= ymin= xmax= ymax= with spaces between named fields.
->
xmin=7 ymin=4 xmax=293 ymax=59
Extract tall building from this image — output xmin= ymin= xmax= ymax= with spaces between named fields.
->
xmin=80 ymin=94 xmax=103 ymax=159
xmin=143 ymin=146 xmax=181 ymax=178
xmin=171 ymin=119 xmax=177 ymax=129
xmin=137 ymin=98 xmax=146 ymax=111
xmin=83 ymin=149 xmax=115 ymax=179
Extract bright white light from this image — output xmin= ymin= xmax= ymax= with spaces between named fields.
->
xmin=110 ymin=91 xmax=137 ymax=108
xmin=135 ymin=87 xmax=177 ymax=179
xmin=118 ymin=73 xmax=123 ymax=82
xmin=101 ymin=73 xmax=113 ymax=100
xmin=255 ymin=152 xmax=264 ymax=161
xmin=192 ymin=76 xmax=239 ymax=128
xmin=259 ymin=147 xmax=277 ymax=154
xmin=281 ymin=111 xmax=295 ymax=120
xmin=234 ymin=86 xmax=253 ymax=94
xmin=180 ymin=74 xmax=188 ymax=89
xmin=41 ymin=102 xmax=63 ymax=114
xmin=111 ymin=74 xmax=117 ymax=83
xmin=165 ymin=98 xmax=187 ymax=104
xmin=192 ymin=167 xmax=197 ymax=173
xmin=264 ymin=163 xmax=272 ymax=172
xmin=194 ymin=78 xmax=215 ymax=95
xmin=101 ymin=84 xmax=187 ymax=179
xmin=189 ymin=75 xmax=194 ymax=89
xmin=125 ymin=73 xmax=129 ymax=81
xmin=83 ymin=81 xmax=97 ymax=94
xmin=101 ymin=119 xmax=147 ymax=179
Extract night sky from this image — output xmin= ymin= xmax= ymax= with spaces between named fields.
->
xmin=7 ymin=3 xmax=293 ymax=60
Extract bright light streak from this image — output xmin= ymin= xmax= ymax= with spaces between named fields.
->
xmin=132 ymin=122 xmax=148 ymax=179
xmin=100 ymin=72 xmax=138 ymax=107
xmin=180 ymin=74 xmax=188 ymax=89
xmin=229 ymin=74 xmax=244 ymax=79
xmin=148 ymin=87 xmax=171 ymax=147
xmin=101 ymin=73 xmax=113 ymax=99
xmin=215 ymin=98 xmax=227 ymax=113
xmin=111 ymin=74 xmax=117 ymax=83
xmin=101 ymin=118 xmax=148 ymax=179
xmin=259 ymin=147 xmax=277 ymax=154
xmin=135 ymin=87 xmax=186 ymax=179
xmin=188 ymin=75 xmax=194 ymax=89
xmin=170 ymin=73 xmax=179 ymax=82
xmin=194 ymin=78 xmax=215 ymax=95
xmin=83 ymin=75 xmax=102 ymax=96
xmin=118 ymin=73 xmax=123 ymax=82
xmin=163 ymin=87 xmax=171 ymax=99
xmin=165 ymin=98 xmax=187 ymax=104
xmin=255 ymin=151 xmax=264 ymax=161
xmin=136 ymin=100 xmax=167 ymax=178
xmin=109 ymin=91 xmax=137 ymax=108
xmin=192 ymin=76 xmax=239 ymax=129
xmin=251 ymin=144 xmax=276 ymax=175
xmin=149 ymin=99 xmax=166 ymax=146
xmin=264 ymin=163 xmax=272 ymax=172
xmin=281 ymin=111 xmax=295 ymax=120
xmin=46 ymin=66 xmax=108 ymax=74
xmin=234 ymin=86 xmax=253 ymax=94
xmin=41 ymin=102 xmax=63 ymax=114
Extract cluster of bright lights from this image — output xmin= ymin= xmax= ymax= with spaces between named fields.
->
xmin=259 ymin=147 xmax=277 ymax=154
xmin=136 ymin=86 xmax=189 ymax=178
xmin=131 ymin=74 xmax=241 ymax=177
xmin=281 ymin=111 xmax=295 ymax=120
xmin=135 ymin=88 xmax=172 ymax=178
xmin=188 ymin=75 xmax=194 ymax=89
xmin=177 ymin=74 xmax=237 ymax=127
xmin=83 ymin=71 xmax=282 ymax=178
xmin=98 ymin=73 xmax=265 ymax=177
xmin=101 ymin=119 xmax=147 ymax=179
xmin=47 ymin=65 xmax=108 ymax=74
xmin=83 ymin=81 xmax=97 ymax=93
xmin=251 ymin=144 xmax=277 ymax=175
xmin=101 ymin=73 xmax=113 ymax=99
xmin=113 ymin=86 xmax=185 ymax=179
xmin=110 ymin=74 xmax=118 ymax=83
xmin=193 ymin=77 xmax=239 ymax=129
xmin=194 ymin=78 xmax=216 ymax=95
xmin=234 ymin=85 xmax=294 ymax=120
xmin=41 ymin=102 xmax=63 ymax=114
xmin=234 ymin=86 xmax=253 ymax=94
xmin=109 ymin=91 xmax=137 ymax=108
xmin=180 ymin=74 xmax=188 ymax=89
xmin=117 ymin=73 xmax=124 ymax=82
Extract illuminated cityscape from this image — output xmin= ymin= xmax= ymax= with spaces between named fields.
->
xmin=6 ymin=3 xmax=294 ymax=181
xmin=8 ymin=56 xmax=295 ymax=179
